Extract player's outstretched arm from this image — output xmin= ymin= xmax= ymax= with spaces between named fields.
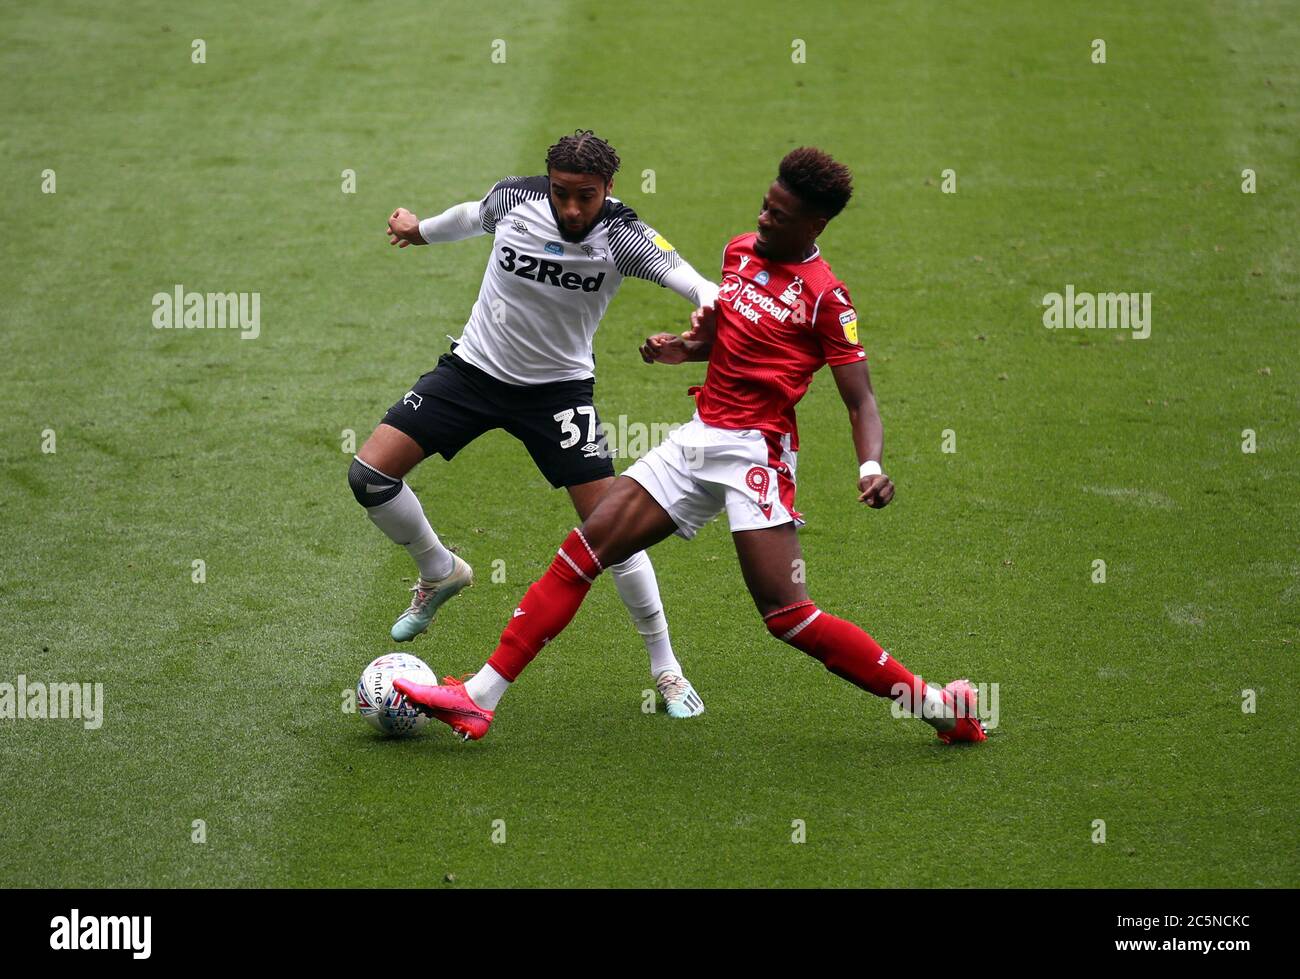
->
xmin=386 ymin=201 xmax=485 ymax=248
xmin=609 ymin=213 xmax=718 ymax=308
xmin=830 ymin=360 xmax=894 ymax=508
xmin=661 ymin=263 xmax=720 ymax=309
xmin=639 ymin=333 xmax=704 ymax=364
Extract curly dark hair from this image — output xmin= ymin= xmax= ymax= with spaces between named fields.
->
xmin=777 ymin=147 xmax=853 ymax=219
xmin=545 ymin=130 xmax=621 ymax=182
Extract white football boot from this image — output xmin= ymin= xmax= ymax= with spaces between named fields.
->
xmin=655 ymin=671 xmax=705 ymax=719
xmin=390 ymin=554 xmax=473 ymax=642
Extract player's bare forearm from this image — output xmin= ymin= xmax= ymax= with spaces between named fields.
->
xmin=831 ymin=361 xmax=882 ymax=462
xmin=681 ymin=303 xmax=716 ymax=359
xmin=831 ymin=361 xmax=894 ymax=508
xmin=639 ymin=333 xmax=711 ymax=364
xmin=641 ymin=305 xmax=716 ymax=364
xmin=844 ymin=389 xmax=883 ymax=463
xmin=683 ymin=339 xmax=712 ymax=361
xmin=676 ymin=334 xmax=712 ymax=361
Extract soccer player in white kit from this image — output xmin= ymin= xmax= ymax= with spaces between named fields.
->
xmin=347 ymin=131 xmax=715 ymax=718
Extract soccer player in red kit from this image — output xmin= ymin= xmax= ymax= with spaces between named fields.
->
xmin=395 ymin=147 xmax=988 ymax=746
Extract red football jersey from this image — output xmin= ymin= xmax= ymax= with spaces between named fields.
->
xmin=694 ymin=232 xmax=865 ymax=450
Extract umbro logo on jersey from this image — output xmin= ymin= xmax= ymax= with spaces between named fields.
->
xmin=512 ymin=219 xmax=528 ymax=234
xmin=498 ymin=245 xmax=606 ymax=292
xmin=403 ymin=391 xmax=423 ymax=410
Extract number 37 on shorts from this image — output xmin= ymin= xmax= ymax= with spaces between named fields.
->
xmin=554 ymin=405 xmax=607 ymax=457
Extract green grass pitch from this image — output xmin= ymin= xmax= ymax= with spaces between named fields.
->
xmin=1 ymin=0 xmax=1296 ymax=887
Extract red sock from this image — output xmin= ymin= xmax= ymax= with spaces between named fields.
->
xmin=764 ymin=601 xmax=926 ymax=710
xmin=487 ymin=529 xmax=603 ymax=681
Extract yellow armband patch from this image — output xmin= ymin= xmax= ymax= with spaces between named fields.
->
xmin=839 ymin=309 xmax=859 ymax=344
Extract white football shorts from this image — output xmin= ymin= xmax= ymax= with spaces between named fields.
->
xmin=623 ymin=414 xmax=799 ymax=539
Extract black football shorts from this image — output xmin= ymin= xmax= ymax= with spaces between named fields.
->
xmin=380 ymin=352 xmax=616 ymax=489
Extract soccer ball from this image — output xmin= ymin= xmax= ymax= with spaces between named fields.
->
xmin=357 ymin=652 xmax=438 ymax=736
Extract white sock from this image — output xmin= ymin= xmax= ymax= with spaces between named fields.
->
xmin=609 ymin=551 xmax=682 ymax=677
xmin=365 ymin=483 xmax=455 ymax=581
xmin=465 ymin=663 xmax=510 ymax=711
xmin=920 ymin=683 xmax=956 ymax=732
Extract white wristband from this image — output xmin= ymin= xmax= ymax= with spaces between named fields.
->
xmin=859 ymin=460 xmax=882 ymax=479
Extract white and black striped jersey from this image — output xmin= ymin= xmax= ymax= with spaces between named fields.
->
xmin=446 ymin=175 xmax=714 ymax=385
